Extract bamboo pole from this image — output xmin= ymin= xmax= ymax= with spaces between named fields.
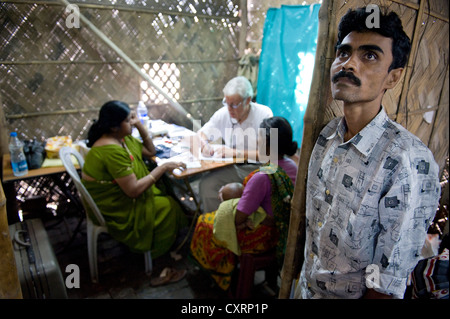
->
xmin=427 ymin=64 xmax=449 ymax=168
xmin=395 ymin=0 xmax=426 ymax=128
xmin=0 ymin=58 xmax=239 ymax=65
xmin=278 ymin=0 xmax=337 ymax=299
xmin=4 ymin=97 xmax=226 ymax=120
xmin=58 ymin=0 xmax=200 ymax=131
xmin=0 ymin=95 xmax=9 ymax=155
xmin=389 ymin=0 xmax=448 ymax=23
xmin=3 ymin=0 xmax=241 ymax=22
xmin=239 ymin=0 xmax=248 ymax=56
xmin=0 ymin=183 xmax=23 ymax=299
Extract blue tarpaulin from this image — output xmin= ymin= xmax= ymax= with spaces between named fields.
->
xmin=256 ymin=4 xmax=320 ymax=146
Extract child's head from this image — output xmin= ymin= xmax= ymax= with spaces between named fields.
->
xmin=218 ymin=182 xmax=244 ymax=202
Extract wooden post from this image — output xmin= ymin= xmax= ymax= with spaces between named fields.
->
xmin=0 ymin=183 xmax=23 ymax=299
xmin=0 ymin=94 xmax=9 ymax=156
xmin=395 ymin=0 xmax=426 ymax=128
xmin=239 ymin=0 xmax=248 ymax=56
xmin=278 ymin=0 xmax=337 ymax=299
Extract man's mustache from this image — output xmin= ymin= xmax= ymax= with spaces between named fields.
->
xmin=332 ymin=70 xmax=361 ymax=86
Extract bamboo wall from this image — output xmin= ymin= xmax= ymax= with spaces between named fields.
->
xmin=0 ymin=0 xmax=242 ymax=153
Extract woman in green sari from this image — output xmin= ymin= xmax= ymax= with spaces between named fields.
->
xmin=82 ymin=101 xmax=187 ymax=264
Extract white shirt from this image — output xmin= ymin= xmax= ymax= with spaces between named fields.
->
xmin=199 ymin=101 xmax=273 ymax=153
xmin=297 ymin=107 xmax=441 ymax=299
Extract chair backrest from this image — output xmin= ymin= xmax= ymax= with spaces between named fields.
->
xmin=59 ymin=146 xmax=106 ymax=226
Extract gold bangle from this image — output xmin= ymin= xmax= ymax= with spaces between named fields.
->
xmin=149 ymin=174 xmax=156 ymax=183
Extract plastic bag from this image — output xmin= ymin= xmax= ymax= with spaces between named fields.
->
xmin=23 ymin=139 xmax=46 ymax=169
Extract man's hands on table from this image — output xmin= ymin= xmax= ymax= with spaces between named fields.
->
xmin=201 ymin=144 xmax=236 ymax=158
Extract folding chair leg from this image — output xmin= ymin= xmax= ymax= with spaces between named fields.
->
xmin=87 ymin=223 xmax=99 ymax=283
xmin=144 ymin=251 xmax=153 ymax=276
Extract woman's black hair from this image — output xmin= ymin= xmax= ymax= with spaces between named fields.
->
xmin=86 ymin=100 xmax=130 ymax=147
xmin=260 ymin=116 xmax=298 ymax=157
xmin=336 ymin=6 xmax=411 ymax=72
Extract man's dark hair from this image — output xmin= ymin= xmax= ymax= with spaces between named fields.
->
xmin=336 ymin=6 xmax=412 ymax=72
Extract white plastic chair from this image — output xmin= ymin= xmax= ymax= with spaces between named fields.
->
xmin=59 ymin=146 xmax=152 ymax=283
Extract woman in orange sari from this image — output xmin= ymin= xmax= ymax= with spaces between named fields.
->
xmin=190 ymin=117 xmax=298 ymax=291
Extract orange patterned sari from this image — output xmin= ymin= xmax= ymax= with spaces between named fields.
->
xmin=189 ymin=164 xmax=293 ymax=291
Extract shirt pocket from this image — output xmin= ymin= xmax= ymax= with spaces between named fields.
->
xmin=343 ymin=206 xmax=378 ymax=268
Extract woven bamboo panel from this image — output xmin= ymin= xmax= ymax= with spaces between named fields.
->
xmin=0 ymin=0 xmax=240 ymax=145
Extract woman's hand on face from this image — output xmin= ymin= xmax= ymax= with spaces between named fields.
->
xmin=130 ymin=111 xmax=140 ymax=126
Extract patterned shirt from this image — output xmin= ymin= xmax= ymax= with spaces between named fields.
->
xmin=297 ymin=107 xmax=441 ymax=299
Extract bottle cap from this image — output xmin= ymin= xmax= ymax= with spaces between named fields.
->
xmin=10 ymin=132 xmax=17 ymax=137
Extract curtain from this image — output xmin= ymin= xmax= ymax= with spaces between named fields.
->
xmin=256 ymin=4 xmax=320 ymax=146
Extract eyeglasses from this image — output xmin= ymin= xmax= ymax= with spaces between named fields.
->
xmin=222 ymin=98 xmax=243 ymax=109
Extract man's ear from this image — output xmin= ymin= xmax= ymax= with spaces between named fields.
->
xmin=385 ymin=67 xmax=404 ymax=89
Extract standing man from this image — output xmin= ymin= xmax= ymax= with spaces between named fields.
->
xmin=296 ymin=6 xmax=441 ymax=299
xmin=197 ymin=76 xmax=273 ymax=213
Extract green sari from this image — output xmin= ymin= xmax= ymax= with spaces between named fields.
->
xmin=82 ymin=136 xmax=186 ymax=257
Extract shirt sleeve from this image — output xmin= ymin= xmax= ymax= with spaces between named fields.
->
xmin=372 ymin=149 xmax=440 ymax=298
xmin=237 ymin=172 xmax=272 ymax=215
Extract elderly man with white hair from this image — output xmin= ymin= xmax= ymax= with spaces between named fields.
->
xmin=197 ymin=76 xmax=273 ymax=213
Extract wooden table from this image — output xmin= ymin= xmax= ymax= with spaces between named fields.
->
xmin=2 ymin=153 xmax=78 ymax=183
xmin=2 ymin=154 xmax=79 ymax=224
xmin=166 ymin=150 xmax=244 ymax=216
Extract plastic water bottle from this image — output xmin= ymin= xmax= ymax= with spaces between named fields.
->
xmin=9 ymin=132 xmax=28 ymax=177
xmin=137 ymin=101 xmax=148 ymax=124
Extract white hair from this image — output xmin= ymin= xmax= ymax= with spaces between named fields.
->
xmin=222 ymin=76 xmax=254 ymax=99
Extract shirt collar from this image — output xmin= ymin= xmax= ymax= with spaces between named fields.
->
xmin=327 ymin=107 xmax=389 ymax=157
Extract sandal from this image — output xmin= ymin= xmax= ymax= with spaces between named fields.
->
xmin=150 ymin=267 xmax=187 ymax=287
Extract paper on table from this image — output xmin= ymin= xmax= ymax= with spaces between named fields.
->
xmin=155 ymin=152 xmax=201 ymax=168
xmin=199 ymin=144 xmax=234 ymax=162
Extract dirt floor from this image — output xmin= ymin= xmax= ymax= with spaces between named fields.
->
xmin=44 ymin=212 xmax=278 ymax=300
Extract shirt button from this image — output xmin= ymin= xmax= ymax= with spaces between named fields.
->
xmin=318 ymin=222 xmax=322 ymax=227
xmin=333 ymin=157 xmax=338 ymax=163
xmin=309 ymin=253 xmax=314 ymax=259
xmin=325 ymin=189 xmax=330 ymax=195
